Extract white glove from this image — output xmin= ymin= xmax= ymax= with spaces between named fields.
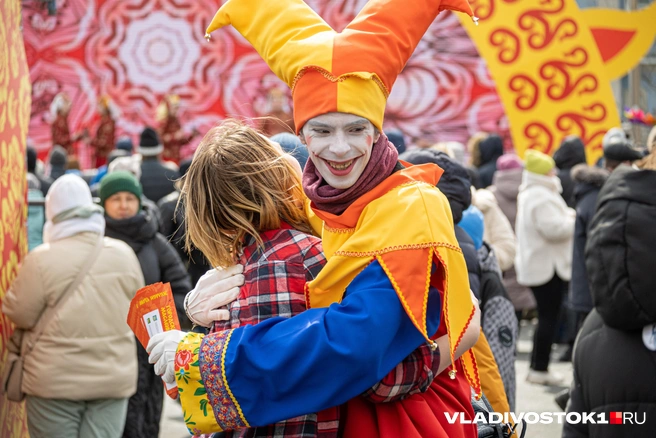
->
xmin=184 ymin=264 xmax=245 ymax=327
xmin=147 ymin=330 xmax=187 ymax=384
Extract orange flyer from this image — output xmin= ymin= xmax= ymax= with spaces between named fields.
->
xmin=127 ymin=282 xmax=181 ymax=399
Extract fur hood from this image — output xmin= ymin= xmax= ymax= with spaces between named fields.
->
xmin=571 ymin=164 xmax=609 ymax=188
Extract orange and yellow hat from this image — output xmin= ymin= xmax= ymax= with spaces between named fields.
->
xmin=205 ymin=0 xmax=475 ymax=134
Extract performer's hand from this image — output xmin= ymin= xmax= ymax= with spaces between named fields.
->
xmin=147 ymin=330 xmax=187 ymax=384
xmin=184 ymin=264 xmax=244 ymax=327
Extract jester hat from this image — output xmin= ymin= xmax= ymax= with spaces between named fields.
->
xmin=206 ymin=0 xmax=475 ymax=134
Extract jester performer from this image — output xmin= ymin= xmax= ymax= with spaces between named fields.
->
xmin=50 ymin=92 xmax=87 ymax=157
xmin=147 ymin=0 xmax=498 ymax=436
xmin=157 ymin=94 xmax=199 ymax=165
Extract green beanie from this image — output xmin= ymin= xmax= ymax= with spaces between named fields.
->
xmin=99 ymin=171 xmax=143 ymax=207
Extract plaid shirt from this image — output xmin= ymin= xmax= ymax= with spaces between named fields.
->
xmin=209 ymin=224 xmax=440 ymax=438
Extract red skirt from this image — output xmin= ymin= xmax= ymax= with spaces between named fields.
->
xmin=342 ymin=360 xmax=476 ymax=438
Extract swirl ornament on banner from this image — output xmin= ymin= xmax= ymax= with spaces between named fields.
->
xmin=24 ymin=0 xmax=508 ymax=161
xmin=0 ymin=0 xmax=31 ymax=435
xmin=460 ymin=0 xmax=622 ymax=162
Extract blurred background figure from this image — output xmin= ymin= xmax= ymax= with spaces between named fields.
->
xmin=90 ymin=96 xmax=117 ymax=168
xmin=2 ymin=174 xmax=143 ymax=438
xmin=138 ymin=127 xmax=180 ymax=203
xmin=158 ymin=158 xmax=211 ymax=287
xmin=26 ymin=174 xmax=45 ymax=251
xmin=487 ymin=154 xmax=536 ymax=323
xmin=47 ymin=145 xmax=68 ymax=181
xmin=50 ymin=92 xmax=88 ymax=157
xmin=553 ymin=136 xmax=587 ymax=208
xmin=564 ymin=164 xmax=656 ymax=438
xmin=157 ymin=95 xmax=198 ymax=165
xmin=270 ymin=132 xmax=309 ymax=170
xmin=259 ymin=87 xmax=295 ymax=136
xmin=99 ymin=171 xmax=191 ymax=438
xmin=27 ymin=143 xmax=52 ymax=196
xmin=384 ymin=128 xmax=407 ymax=155
xmin=515 ymin=150 xmax=575 ymax=386
xmin=471 ymin=133 xmax=504 ymax=189
xmin=603 ymin=137 xmax=644 ymax=172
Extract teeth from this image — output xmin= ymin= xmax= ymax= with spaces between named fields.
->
xmin=328 ymin=160 xmax=353 ymax=170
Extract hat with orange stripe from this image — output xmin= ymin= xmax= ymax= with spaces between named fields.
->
xmin=205 ymin=0 xmax=475 ymax=134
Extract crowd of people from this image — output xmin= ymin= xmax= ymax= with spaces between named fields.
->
xmin=12 ymin=108 xmax=656 ymax=437
xmin=4 ymin=0 xmax=656 ymax=436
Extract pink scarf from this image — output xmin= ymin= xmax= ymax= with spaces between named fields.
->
xmin=303 ymin=134 xmax=399 ymax=215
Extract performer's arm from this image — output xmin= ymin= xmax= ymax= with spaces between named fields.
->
xmin=196 ymin=259 xmax=441 ymax=429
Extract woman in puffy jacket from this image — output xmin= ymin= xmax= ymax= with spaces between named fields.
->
xmin=99 ymin=171 xmax=191 ymax=438
xmin=515 ymin=150 xmax=575 ymax=386
xmin=3 ymin=175 xmax=144 ymax=438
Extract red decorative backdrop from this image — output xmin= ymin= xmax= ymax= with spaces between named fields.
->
xmin=24 ymin=0 xmax=509 ymax=165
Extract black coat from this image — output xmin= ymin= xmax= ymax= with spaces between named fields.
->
xmin=456 ymin=226 xmax=481 ymax=298
xmin=104 ymin=207 xmax=191 ymax=327
xmin=140 ymin=158 xmax=179 ymax=203
xmin=564 ymin=167 xmax=656 ymax=438
xmin=158 ymin=191 xmax=211 ymax=287
xmin=476 ymin=134 xmax=504 ymax=189
xmin=553 ymin=136 xmax=587 ymax=208
xmin=567 ymin=165 xmax=608 ymax=314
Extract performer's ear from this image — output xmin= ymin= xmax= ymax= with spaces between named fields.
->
xmin=373 ymin=129 xmax=380 ymax=144
xmin=299 ymin=132 xmax=307 ymax=145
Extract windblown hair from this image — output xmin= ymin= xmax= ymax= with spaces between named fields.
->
xmin=180 ymin=120 xmax=312 ymax=268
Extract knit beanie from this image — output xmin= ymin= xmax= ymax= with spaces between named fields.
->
xmin=496 ymin=154 xmax=523 ymax=171
xmin=138 ymin=127 xmax=163 ymax=157
xmin=524 ymin=149 xmax=555 ymax=175
xmin=99 ymin=171 xmax=143 ymax=207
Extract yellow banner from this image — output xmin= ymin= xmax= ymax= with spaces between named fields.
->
xmin=460 ymin=0 xmax=622 ymax=163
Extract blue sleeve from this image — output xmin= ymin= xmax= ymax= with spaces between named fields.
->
xmin=199 ymin=259 xmax=441 ymax=429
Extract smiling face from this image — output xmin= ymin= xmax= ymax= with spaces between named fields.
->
xmin=301 ymin=112 xmax=379 ymax=189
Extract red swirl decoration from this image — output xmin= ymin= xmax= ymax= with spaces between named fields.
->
xmin=509 ymin=75 xmax=539 ymax=110
xmin=539 ymin=47 xmax=598 ymax=100
xmin=524 ymin=121 xmax=554 ymax=154
xmin=518 ymin=0 xmax=578 ymax=50
xmin=470 ymin=0 xmax=496 ymax=22
xmin=489 ymin=28 xmax=521 ymax=64
xmin=556 ymin=102 xmax=608 ymax=147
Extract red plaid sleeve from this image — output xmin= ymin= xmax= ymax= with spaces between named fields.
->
xmin=361 ymin=343 xmax=440 ymax=403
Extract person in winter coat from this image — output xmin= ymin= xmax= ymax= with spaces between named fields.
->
xmin=27 ymin=145 xmax=53 ymax=196
xmin=568 ymin=164 xmax=609 ymax=338
xmin=553 ymin=136 xmax=587 ymax=208
xmin=515 ymin=150 xmax=575 ymax=385
xmin=471 ymin=188 xmax=516 ymax=272
xmin=475 ymin=134 xmax=504 ymax=189
xmin=47 ymin=145 xmax=68 ymax=181
xmin=563 ymin=166 xmax=656 ymax=437
xmin=3 ymin=175 xmax=143 ymax=438
xmin=138 ymin=127 xmax=180 ymax=203
xmin=488 ymin=155 xmax=536 ymax=321
xmin=27 ymin=174 xmax=45 ymax=251
xmin=158 ymin=158 xmax=211 ymax=287
xmin=99 ymin=171 xmax=192 ymax=438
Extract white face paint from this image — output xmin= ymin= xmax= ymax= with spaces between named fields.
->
xmin=301 ymin=112 xmax=379 ymax=189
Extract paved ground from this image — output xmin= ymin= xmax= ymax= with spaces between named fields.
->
xmin=159 ymin=319 xmax=574 ymax=438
